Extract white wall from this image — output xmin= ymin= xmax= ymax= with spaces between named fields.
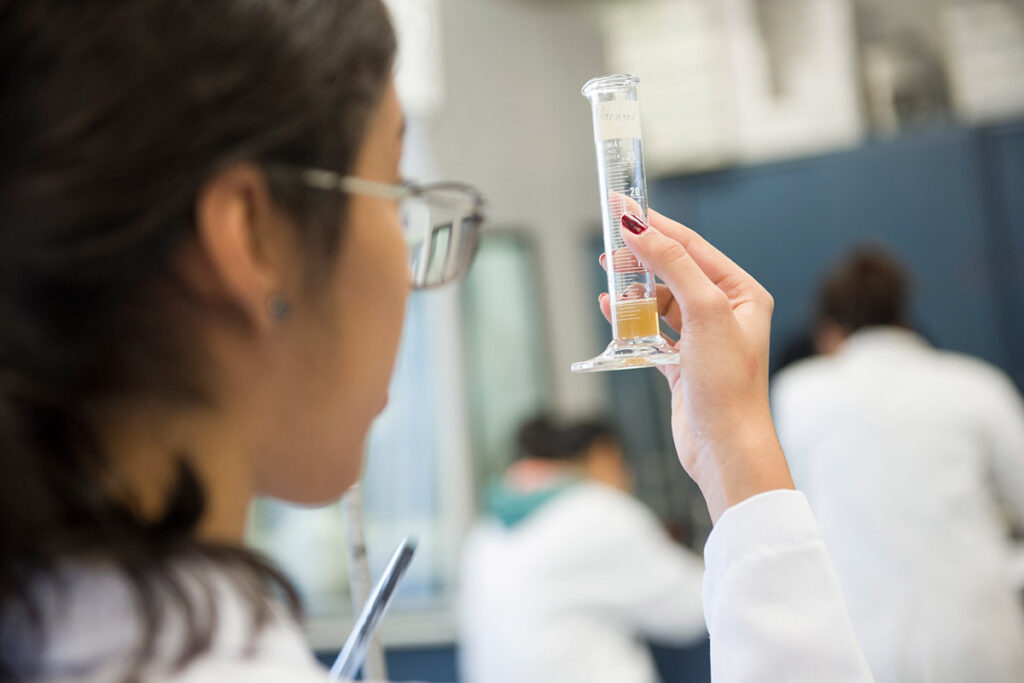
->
xmin=424 ymin=0 xmax=611 ymax=417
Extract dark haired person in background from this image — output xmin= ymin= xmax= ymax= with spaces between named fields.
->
xmin=773 ymin=247 xmax=1024 ymax=683
xmin=458 ymin=416 xmax=706 ymax=683
xmin=0 ymin=0 xmax=877 ymax=680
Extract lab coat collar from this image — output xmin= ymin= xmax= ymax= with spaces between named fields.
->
xmin=485 ymin=472 xmax=580 ymax=529
xmin=840 ymin=326 xmax=927 ymax=355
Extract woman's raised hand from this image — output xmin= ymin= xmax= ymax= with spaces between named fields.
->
xmin=599 ymin=209 xmax=794 ymax=522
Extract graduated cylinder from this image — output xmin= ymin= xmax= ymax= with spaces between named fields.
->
xmin=583 ymin=75 xmax=659 ymax=341
xmin=571 ymin=74 xmax=678 ymax=373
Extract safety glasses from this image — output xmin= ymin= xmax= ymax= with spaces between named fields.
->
xmin=290 ymin=167 xmax=486 ymax=290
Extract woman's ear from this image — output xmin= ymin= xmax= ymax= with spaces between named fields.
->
xmin=191 ymin=164 xmax=291 ymax=333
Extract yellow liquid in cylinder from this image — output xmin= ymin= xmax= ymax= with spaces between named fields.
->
xmin=614 ymin=297 xmax=659 ymax=339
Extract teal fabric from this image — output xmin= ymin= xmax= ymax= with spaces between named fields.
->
xmin=485 ymin=478 xmax=578 ymax=528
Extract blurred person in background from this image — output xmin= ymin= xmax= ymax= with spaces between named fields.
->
xmin=458 ymin=415 xmax=706 ymax=683
xmin=773 ymin=247 xmax=1024 ymax=682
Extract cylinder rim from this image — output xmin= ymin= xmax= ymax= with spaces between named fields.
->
xmin=581 ymin=73 xmax=639 ymax=98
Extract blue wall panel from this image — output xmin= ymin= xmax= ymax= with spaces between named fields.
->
xmin=318 ymin=642 xmax=711 ymax=682
xmin=981 ymin=122 xmax=1024 ymax=387
xmin=651 ymin=124 xmax=1022 ymax=384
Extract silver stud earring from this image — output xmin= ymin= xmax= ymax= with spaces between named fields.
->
xmin=268 ymin=294 xmax=291 ymax=321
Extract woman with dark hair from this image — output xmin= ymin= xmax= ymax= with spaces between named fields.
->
xmin=1 ymin=1 xmax=871 ymax=681
xmin=1 ymin=1 xmax=406 ymax=679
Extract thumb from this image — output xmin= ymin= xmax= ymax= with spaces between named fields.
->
xmin=620 ymin=213 xmax=723 ymax=321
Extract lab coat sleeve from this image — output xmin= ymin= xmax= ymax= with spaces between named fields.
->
xmin=983 ymin=371 xmax=1024 ymax=529
xmin=703 ymin=489 xmax=874 ymax=682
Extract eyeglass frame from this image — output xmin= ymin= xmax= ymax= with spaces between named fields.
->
xmin=272 ymin=165 xmax=486 ymax=290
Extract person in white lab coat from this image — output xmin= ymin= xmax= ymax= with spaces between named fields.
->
xmin=773 ymin=247 xmax=1024 ymax=683
xmin=459 ymin=416 xmax=706 ymax=683
xmin=1 ymin=1 xmax=873 ymax=680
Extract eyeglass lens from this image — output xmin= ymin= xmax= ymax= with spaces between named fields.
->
xmin=405 ymin=189 xmax=482 ymax=289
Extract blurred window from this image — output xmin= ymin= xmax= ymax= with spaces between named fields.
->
xmin=461 ymin=232 xmax=551 ymax=492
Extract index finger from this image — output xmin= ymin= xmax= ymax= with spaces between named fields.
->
xmin=645 ymin=208 xmax=762 ymax=301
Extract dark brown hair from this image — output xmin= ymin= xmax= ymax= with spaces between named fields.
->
xmin=817 ymin=246 xmax=911 ymax=333
xmin=517 ymin=415 xmax=621 ymax=462
xmin=0 ymin=0 xmax=395 ymax=677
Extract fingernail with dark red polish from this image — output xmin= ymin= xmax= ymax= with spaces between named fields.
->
xmin=599 ymin=253 xmax=607 ymax=267
xmin=621 ymin=213 xmax=648 ymax=235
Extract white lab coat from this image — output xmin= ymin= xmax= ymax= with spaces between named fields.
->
xmin=773 ymin=326 xmax=1024 ymax=683
xmin=457 ymin=481 xmax=707 ymax=683
xmin=6 ymin=563 xmax=327 ymax=682
xmin=16 ymin=490 xmax=871 ymax=682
